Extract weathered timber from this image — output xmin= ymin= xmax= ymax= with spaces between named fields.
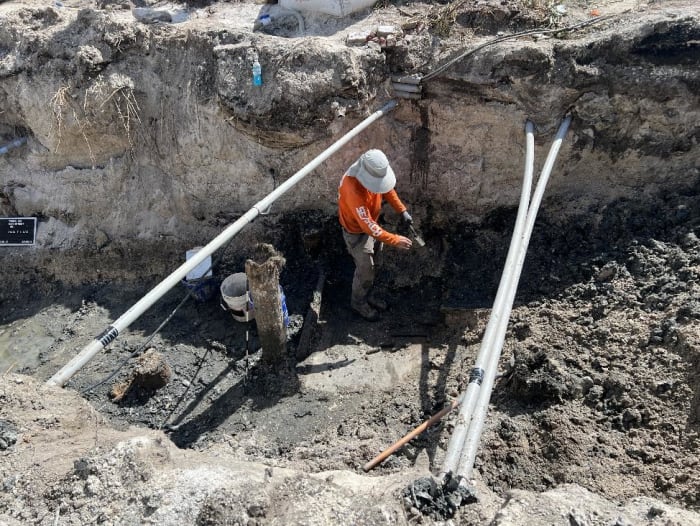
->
xmin=245 ymin=244 xmax=287 ymax=366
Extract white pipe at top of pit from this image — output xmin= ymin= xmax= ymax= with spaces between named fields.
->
xmin=455 ymin=115 xmax=572 ymax=482
xmin=47 ymin=100 xmax=398 ymax=388
xmin=439 ymin=120 xmax=536 ymax=480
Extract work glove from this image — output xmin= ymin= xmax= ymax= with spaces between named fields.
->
xmin=401 ymin=211 xmax=413 ymax=224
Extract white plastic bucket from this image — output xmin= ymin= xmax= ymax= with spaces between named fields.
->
xmin=220 ymin=273 xmax=290 ymax=326
xmin=278 ymin=0 xmax=375 ymax=17
xmin=220 ymin=273 xmax=254 ymax=322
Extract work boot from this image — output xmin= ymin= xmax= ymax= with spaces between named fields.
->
xmin=351 ymin=302 xmax=380 ymax=322
xmin=367 ymin=296 xmax=388 ymax=311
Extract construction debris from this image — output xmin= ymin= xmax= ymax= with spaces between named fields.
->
xmin=346 ymin=25 xmax=401 ymax=47
xmin=400 ymin=476 xmax=477 ymax=520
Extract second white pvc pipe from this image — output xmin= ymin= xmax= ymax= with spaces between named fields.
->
xmin=440 ymin=120 xmax=536 ymax=479
xmin=456 ymin=115 xmax=572 ymax=481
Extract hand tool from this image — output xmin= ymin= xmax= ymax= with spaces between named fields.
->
xmin=408 ymin=224 xmax=426 ymax=247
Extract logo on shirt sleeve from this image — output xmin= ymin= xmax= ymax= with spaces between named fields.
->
xmin=356 ymin=206 xmax=383 ymax=237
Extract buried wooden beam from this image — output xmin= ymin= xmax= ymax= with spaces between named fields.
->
xmin=245 ymin=243 xmax=287 ymax=366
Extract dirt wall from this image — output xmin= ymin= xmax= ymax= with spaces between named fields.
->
xmin=0 ymin=1 xmax=698 ymax=286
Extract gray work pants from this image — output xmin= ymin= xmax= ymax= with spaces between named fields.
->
xmin=342 ymin=230 xmax=383 ymax=308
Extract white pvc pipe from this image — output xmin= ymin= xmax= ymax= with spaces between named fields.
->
xmin=440 ymin=120 xmax=536 ymax=479
xmin=47 ymin=100 xmax=398 ymax=387
xmin=455 ymin=115 xmax=571 ymax=481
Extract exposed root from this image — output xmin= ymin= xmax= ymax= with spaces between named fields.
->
xmin=50 ymin=85 xmax=97 ymax=167
xmin=49 ymin=85 xmax=70 ymax=153
xmin=85 ymin=73 xmax=142 ymax=152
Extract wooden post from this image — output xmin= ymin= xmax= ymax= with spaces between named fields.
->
xmin=245 ymin=243 xmax=286 ymax=366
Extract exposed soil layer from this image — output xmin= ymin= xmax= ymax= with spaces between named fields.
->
xmin=1 ymin=0 xmax=700 ymax=524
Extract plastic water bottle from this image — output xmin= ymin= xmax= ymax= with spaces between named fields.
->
xmin=252 ymin=60 xmax=262 ymax=86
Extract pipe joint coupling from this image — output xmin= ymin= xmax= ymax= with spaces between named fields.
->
xmin=97 ymin=326 xmax=119 ymax=347
xmin=468 ymin=367 xmax=485 ymax=385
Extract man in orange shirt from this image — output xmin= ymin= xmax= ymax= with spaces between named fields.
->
xmin=338 ymin=149 xmax=413 ymax=321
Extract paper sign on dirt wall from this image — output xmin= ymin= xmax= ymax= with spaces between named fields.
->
xmin=0 ymin=217 xmax=37 ymax=246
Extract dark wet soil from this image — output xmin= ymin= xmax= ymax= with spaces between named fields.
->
xmin=1 ymin=174 xmax=699 ymax=521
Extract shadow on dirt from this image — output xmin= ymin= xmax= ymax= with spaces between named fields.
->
xmin=418 ymin=341 xmax=459 ymax=467
xmin=167 ymin=360 xmax=301 ymax=448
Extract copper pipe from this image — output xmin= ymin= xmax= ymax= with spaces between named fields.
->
xmin=363 ymin=397 xmax=460 ymax=472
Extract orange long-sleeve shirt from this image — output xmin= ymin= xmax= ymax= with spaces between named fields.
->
xmin=338 ymin=174 xmax=407 ymax=246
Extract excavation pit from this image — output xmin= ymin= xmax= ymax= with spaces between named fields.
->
xmin=1 ymin=0 xmax=699 ymax=523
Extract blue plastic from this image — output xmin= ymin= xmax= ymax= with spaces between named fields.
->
xmin=252 ymin=61 xmax=262 ymax=86
xmin=248 ymin=286 xmax=289 ymax=327
xmin=0 ymin=137 xmax=27 ymax=156
xmin=182 ymin=277 xmax=219 ymax=302
xmin=280 ymin=287 xmax=289 ymax=328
